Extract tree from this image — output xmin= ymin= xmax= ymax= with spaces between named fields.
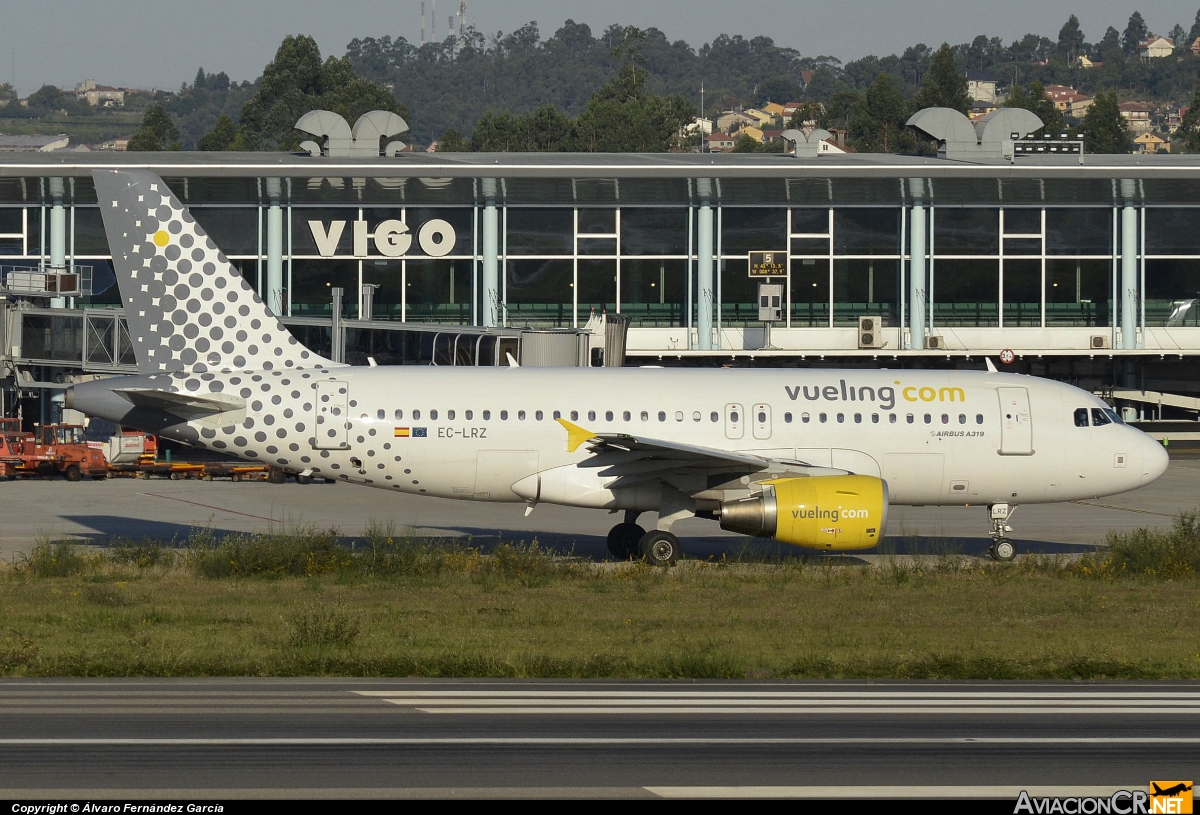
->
xmin=572 ymin=26 xmax=696 ymax=152
xmin=1096 ymin=26 xmax=1123 ymax=62
xmin=731 ymin=132 xmax=761 ymax=152
xmin=1123 ymin=11 xmax=1149 ymax=55
xmin=912 ymin=43 xmax=969 ymax=114
xmin=1190 ymin=8 xmax=1200 ymax=50
xmin=1058 ymin=15 xmax=1086 ymax=63
xmin=1079 ymin=90 xmax=1133 ymax=153
xmin=1169 ymin=24 xmax=1188 ymax=50
xmin=0 ymin=82 xmax=16 ymax=106
xmin=857 ymin=72 xmax=910 ymax=152
xmin=1177 ymin=84 xmax=1200 ymax=151
xmin=435 ymin=128 xmax=470 ymax=151
xmin=197 ymin=114 xmax=237 ymax=151
xmin=786 ymin=101 xmax=824 ymax=129
xmin=1004 ymin=81 xmax=1065 ymax=136
xmin=127 ymin=104 xmax=181 ymax=151
xmin=235 ymin=34 xmax=408 ymax=151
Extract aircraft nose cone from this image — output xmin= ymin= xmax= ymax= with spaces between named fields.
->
xmin=1141 ymin=435 xmax=1169 ymax=484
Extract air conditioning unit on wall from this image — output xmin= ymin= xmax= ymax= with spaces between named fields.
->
xmin=926 ymin=335 xmax=945 ymax=350
xmin=1090 ymin=334 xmax=1111 ymax=349
xmin=857 ymin=316 xmax=884 ymax=349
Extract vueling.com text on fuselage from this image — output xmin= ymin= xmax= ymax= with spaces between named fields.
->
xmin=784 ymin=380 xmax=968 ymax=412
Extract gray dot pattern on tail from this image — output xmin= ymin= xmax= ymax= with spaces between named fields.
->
xmin=95 ymin=169 xmax=321 ymax=375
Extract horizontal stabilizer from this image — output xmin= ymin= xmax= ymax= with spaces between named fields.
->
xmin=114 ymin=388 xmax=245 ymax=423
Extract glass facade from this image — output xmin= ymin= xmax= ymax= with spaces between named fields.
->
xmin=3 ymin=165 xmax=1200 ymax=345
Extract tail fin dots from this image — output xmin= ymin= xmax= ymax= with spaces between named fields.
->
xmin=93 ymin=169 xmax=336 ymax=374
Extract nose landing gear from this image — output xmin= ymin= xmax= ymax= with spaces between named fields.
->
xmin=988 ymin=503 xmax=1016 ymax=561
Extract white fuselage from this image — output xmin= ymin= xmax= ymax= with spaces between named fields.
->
xmin=100 ymin=366 xmax=1167 ymax=511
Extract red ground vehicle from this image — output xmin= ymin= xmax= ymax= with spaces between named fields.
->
xmin=5 ymin=423 xmax=108 ymax=481
xmin=0 ymin=418 xmax=31 ymax=479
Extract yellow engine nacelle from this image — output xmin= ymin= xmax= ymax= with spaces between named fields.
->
xmin=718 ymin=474 xmax=889 ymax=551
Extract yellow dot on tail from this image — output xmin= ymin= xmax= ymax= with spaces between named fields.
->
xmin=153 ymin=230 xmax=169 ymax=247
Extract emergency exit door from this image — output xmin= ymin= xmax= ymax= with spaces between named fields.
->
xmin=314 ymin=380 xmax=349 ymax=450
xmin=997 ymin=387 xmax=1033 ymax=455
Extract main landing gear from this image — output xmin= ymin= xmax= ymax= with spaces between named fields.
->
xmin=988 ymin=503 xmax=1017 ymax=562
xmin=606 ymin=511 xmax=682 ymax=567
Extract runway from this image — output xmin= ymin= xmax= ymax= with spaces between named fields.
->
xmin=1 ymin=679 xmax=1195 ymax=798
xmin=2 ymin=457 xmax=1197 ymax=562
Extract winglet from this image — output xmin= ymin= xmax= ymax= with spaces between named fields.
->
xmin=556 ymin=418 xmax=597 ymax=453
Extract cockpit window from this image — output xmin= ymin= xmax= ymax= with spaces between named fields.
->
xmin=1104 ymin=408 xmax=1125 ymax=425
xmin=1074 ymin=408 xmax=1090 ymax=427
xmin=1091 ymin=408 xmax=1112 ymax=426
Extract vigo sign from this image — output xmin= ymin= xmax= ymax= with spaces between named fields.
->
xmin=308 ymin=219 xmax=457 ymax=259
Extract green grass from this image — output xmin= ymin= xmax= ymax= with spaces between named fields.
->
xmin=0 ymin=518 xmax=1198 ymax=679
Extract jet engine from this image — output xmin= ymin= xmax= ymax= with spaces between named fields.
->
xmin=718 ymin=474 xmax=889 ymax=550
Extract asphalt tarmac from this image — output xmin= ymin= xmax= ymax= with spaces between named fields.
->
xmin=0 ymin=679 xmax=1195 ymax=798
xmin=1 ymin=458 xmax=1196 ymax=561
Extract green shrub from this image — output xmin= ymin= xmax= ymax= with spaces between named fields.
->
xmin=19 ymin=542 xmax=89 ymax=578
xmin=285 ymin=604 xmax=361 ymax=647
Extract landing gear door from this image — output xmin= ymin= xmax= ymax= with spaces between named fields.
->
xmin=314 ymin=380 xmax=349 ymax=450
xmin=724 ymin=404 xmax=745 ymax=440
xmin=997 ymin=387 xmax=1033 ymax=455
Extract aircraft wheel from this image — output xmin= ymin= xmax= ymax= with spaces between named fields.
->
xmin=296 ymin=473 xmax=313 ymax=485
xmin=990 ymin=538 xmax=1016 ymax=562
xmin=268 ymin=467 xmax=287 ymax=484
xmin=639 ymin=530 xmax=681 ymax=567
xmin=606 ymin=523 xmax=645 ymax=561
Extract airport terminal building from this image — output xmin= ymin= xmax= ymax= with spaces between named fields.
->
xmin=4 ymin=133 xmax=1200 ymax=422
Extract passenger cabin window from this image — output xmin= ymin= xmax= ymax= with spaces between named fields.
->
xmin=785 ymin=413 xmax=793 ymax=423
xmin=430 ymin=410 xmax=439 ymax=420
xmin=802 ymin=413 xmax=811 ymax=423
xmin=675 ymin=411 xmax=684 ymax=422
xmin=889 ymin=414 xmax=897 ymax=423
xmin=571 ymin=411 xmax=579 ymax=421
xmin=958 ymin=414 xmax=966 ymax=424
xmin=854 ymin=414 xmax=862 ymax=423
xmin=518 ymin=410 xmax=527 ymax=420
xmin=819 ymin=413 xmax=827 ymax=423
xmin=941 ymin=414 xmax=949 ymax=424
xmin=606 ymin=411 xmax=614 ymax=421
xmin=588 ymin=411 xmax=597 ymax=421
xmin=447 ymin=410 xmax=455 ymax=420
xmin=553 ymin=410 xmax=561 ymax=420
xmin=711 ymin=412 xmax=719 ymax=422
xmin=641 ymin=411 xmax=649 ymax=421
xmin=623 ymin=411 xmax=631 ymax=421
xmin=413 ymin=410 xmax=421 ymax=420
xmin=466 ymin=410 xmax=473 ymax=420
xmin=394 ymin=409 xmax=403 ymax=420
xmin=377 ymin=409 xmax=385 ymax=420
xmin=1091 ymin=408 xmax=1111 ymax=426
xmin=976 ymin=414 xmax=984 ymax=424
xmin=872 ymin=414 xmax=879 ymax=424
xmin=924 ymin=414 xmax=932 ymax=424
xmin=500 ymin=410 xmax=508 ymax=420
xmin=1074 ymin=408 xmax=1090 ymax=427
xmin=693 ymin=411 xmax=701 ymax=422
xmin=535 ymin=410 xmax=543 ymax=421
xmin=483 ymin=410 xmax=491 ymax=420
xmin=658 ymin=411 xmax=666 ymax=422
xmin=837 ymin=413 xmax=845 ymax=423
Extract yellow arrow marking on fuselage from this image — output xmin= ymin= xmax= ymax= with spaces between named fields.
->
xmin=557 ymin=418 xmax=598 ymax=453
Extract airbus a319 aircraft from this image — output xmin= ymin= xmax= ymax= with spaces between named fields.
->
xmin=68 ymin=170 xmax=1169 ymax=564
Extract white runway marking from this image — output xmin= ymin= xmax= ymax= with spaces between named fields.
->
xmin=0 ymin=737 xmax=1195 ymax=746
xmin=354 ymin=688 xmax=1200 ymax=715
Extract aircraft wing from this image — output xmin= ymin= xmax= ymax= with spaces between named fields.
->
xmin=557 ymin=419 xmax=844 ymax=488
xmin=563 ymin=421 xmax=771 ymax=469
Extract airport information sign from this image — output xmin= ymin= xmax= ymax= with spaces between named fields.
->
xmin=748 ymin=251 xmax=786 ymax=278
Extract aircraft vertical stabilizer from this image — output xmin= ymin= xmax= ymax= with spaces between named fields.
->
xmin=93 ymin=168 xmax=338 ymax=374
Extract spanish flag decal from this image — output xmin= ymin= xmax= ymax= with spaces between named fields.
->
xmin=394 ymin=427 xmax=411 ymax=437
